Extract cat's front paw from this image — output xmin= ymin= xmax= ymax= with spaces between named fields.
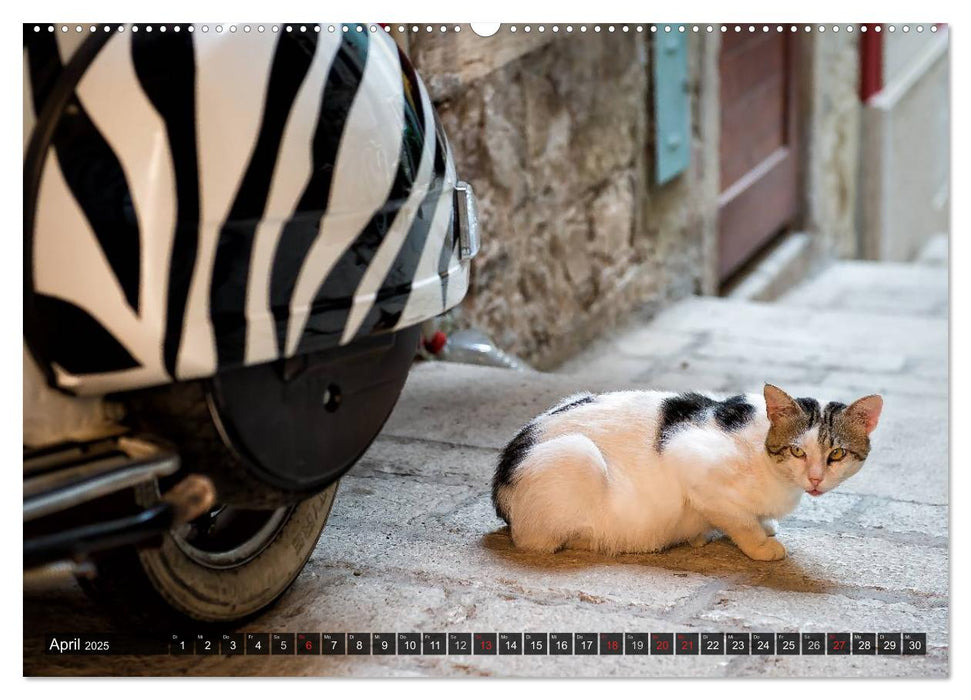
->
xmin=760 ymin=518 xmax=777 ymax=537
xmin=743 ymin=538 xmax=787 ymax=561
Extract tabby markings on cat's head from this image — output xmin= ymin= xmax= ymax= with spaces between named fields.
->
xmin=763 ymin=383 xmax=883 ymax=497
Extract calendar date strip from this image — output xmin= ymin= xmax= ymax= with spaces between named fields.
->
xmin=45 ymin=632 xmax=927 ymax=656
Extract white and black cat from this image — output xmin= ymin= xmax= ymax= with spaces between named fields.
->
xmin=492 ymin=384 xmax=882 ymax=561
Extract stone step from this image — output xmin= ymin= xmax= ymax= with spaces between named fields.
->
xmin=914 ymin=234 xmax=948 ymax=267
xmin=557 ymin=296 xmax=947 ymax=397
xmin=777 ymin=260 xmax=947 ymax=318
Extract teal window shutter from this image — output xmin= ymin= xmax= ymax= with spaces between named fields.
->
xmin=653 ymin=31 xmax=691 ymax=185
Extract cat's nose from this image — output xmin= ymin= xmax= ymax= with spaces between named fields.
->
xmin=809 ymin=477 xmax=822 ymax=487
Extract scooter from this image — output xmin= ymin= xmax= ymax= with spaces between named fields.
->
xmin=23 ymin=23 xmax=479 ymax=623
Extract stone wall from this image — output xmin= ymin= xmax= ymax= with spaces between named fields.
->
xmin=407 ymin=29 xmax=719 ymax=370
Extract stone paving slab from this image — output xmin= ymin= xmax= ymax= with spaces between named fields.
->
xmin=855 ymin=499 xmax=949 ymax=539
xmin=723 ymin=647 xmax=947 ymax=678
xmin=694 ymin=586 xmax=946 ymax=634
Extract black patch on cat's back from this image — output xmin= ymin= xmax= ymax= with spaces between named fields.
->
xmin=657 ymin=392 xmax=715 ymax=449
xmin=657 ymin=392 xmax=755 ymax=451
xmin=660 ymin=392 xmax=716 ymax=424
xmin=714 ymin=394 xmax=756 ymax=431
xmin=492 ymin=421 xmax=536 ymax=523
xmin=548 ymin=392 xmax=596 ymax=416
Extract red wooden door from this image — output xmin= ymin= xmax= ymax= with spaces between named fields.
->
xmin=717 ymin=30 xmax=803 ymax=282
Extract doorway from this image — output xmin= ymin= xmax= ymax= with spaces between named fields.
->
xmin=717 ymin=30 xmax=803 ymax=283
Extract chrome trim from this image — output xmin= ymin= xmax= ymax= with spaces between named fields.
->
xmin=455 ymin=181 xmax=480 ymax=260
xmin=24 ymin=559 xmax=97 ymax=590
xmin=23 ymin=438 xmax=179 ymax=522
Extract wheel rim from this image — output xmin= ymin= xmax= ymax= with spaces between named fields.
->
xmin=171 ymin=505 xmax=293 ymax=570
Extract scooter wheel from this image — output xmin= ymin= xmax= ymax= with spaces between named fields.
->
xmin=85 ymin=327 xmax=419 ymax=622
xmin=80 ymin=482 xmax=337 ymax=625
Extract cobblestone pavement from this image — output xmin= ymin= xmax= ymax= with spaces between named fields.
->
xmin=24 ymin=239 xmax=948 ymax=677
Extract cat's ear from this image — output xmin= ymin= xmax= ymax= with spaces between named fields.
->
xmin=845 ymin=395 xmax=883 ymax=434
xmin=764 ymin=384 xmax=800 ymax=423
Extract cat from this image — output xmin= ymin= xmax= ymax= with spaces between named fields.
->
xmin=491 ymin=384 xmax=882 ymax=561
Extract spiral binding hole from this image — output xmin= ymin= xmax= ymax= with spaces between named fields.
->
xmin=34 ymin=22 xmax=945 ymax=39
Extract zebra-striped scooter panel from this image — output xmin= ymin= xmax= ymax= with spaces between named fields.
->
xmin=23 ymin=24 xmax=472 ymax=396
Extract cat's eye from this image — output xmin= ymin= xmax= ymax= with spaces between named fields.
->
xmin=829 ymin=447 xmax=847 ymax=462
xmin=789 ymin=446 xmax=806 ymax=458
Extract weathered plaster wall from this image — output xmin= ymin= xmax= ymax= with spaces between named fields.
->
xmin=408 ymin=29 xmax=719 ymax=369
xmin=861 ymin=30 xmax=949 ymax=261
xmin=802 ymin=32 xmax=862 ymax=260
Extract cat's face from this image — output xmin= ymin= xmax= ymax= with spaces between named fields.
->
xmin=763 ymin=384 xmax=883 ymax=496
